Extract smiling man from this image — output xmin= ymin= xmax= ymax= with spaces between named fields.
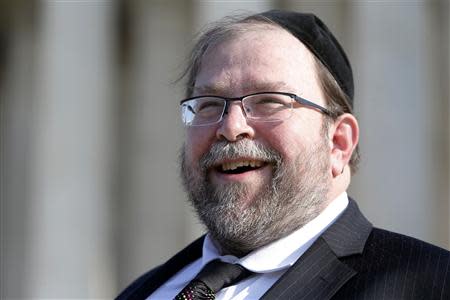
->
xmin=117 ymin=10 xmax=449 ymax=300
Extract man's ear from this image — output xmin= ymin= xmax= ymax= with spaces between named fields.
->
xmin=329 ymin=113 xmax=359 ymax=177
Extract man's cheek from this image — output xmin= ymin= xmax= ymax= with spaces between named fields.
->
xmin=183 ymin=147 xmax=204 ymax=179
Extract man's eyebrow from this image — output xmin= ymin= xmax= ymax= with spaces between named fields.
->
xmin=193 ymin=81 xmax=295 ymax=95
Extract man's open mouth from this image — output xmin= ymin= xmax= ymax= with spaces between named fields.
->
xmin=216 ymin=160 xmax=267 ymax=174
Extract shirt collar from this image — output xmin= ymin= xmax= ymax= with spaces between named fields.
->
xmin=201 ymin=192 xmax=349 ymax=273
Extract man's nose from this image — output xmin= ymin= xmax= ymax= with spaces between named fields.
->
xmin=216 ymin=102 xmax=255 ymax=141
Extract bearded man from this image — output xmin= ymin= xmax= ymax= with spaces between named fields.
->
xmin=117 ymin=10 xmax=450 ymax=300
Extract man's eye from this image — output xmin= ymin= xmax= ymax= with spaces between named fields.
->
xmin=258 ymin=98 xmax=283 ymax=104
xmin=196 ymin=101 xmax=223 ymax=112
xmin=255 ymin=97 xmax=288 ymax=107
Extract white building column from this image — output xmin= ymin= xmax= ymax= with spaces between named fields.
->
xmin=26 ymin=1 xmax=117 ymax=298
xmin=1 ymin=4 xmax=37 ymax=299
xmin=193 ymin=0 xmax=273 ymax=30
xmin=349 ymin=2 xmax=449 ymax=249
xmin=117 ymin=0 xmax=195 ymax=289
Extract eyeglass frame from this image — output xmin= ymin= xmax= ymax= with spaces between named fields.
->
xmin=179 ymin=91 xmax=334 ymax=126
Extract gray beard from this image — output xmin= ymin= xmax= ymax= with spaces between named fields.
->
xmin=180 ymin=138 xmax=330 ymax=257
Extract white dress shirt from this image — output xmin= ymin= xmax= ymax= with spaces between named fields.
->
xmin=148 ymin=193 xmax=348 ymax=300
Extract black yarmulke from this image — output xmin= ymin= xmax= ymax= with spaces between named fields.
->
xmin=259 ymin=10 xmax=354 ymax=107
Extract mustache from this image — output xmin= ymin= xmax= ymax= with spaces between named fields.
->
xmin=199 ymin=139 xmax=282 ymax=171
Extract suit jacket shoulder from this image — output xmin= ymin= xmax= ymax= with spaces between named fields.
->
xmin=261 ymin=199 xmax=450 ymax=300
xmin=334 ymin=227 xmax=450 ymax=299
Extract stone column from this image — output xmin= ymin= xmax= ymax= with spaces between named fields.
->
xmin=26 ymin=1 xmax=117 ymax=298
xmin=193 ymin=0 xmax=273 ymax=30
xmin=116 ymin=0 xmax=195 ymax=290
xmin=349 ymin=2 xmax=449 ymax=248
xmin=1 ymin=3 xmax=37 ymax=299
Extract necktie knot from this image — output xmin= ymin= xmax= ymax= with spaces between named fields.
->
xmin=174 ymin=260 xmax=252 ymax=300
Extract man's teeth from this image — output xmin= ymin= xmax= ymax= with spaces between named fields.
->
xmin=221 ymin=160 xmax=263 ymax=171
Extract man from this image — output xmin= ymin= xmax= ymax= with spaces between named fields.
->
xmin=117 ymin=10 xmax=450 ymax=300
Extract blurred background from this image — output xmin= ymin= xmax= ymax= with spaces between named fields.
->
xmin=1 ymin=0 xmax=449 ymax=299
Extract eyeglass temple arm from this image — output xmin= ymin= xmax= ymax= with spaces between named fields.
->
xmin=293 ymin=95 xmax=333 ymax=116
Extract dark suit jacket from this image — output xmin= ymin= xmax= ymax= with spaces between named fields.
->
xmin=117 ymin=199 xmax=450 ymax=299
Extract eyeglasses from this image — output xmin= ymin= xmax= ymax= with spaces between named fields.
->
xmin=180 ymin=91 xmax=332 ymax=126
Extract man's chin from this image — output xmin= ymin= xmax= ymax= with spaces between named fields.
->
xmin=209 ymin=182 xmax=263 ymax=209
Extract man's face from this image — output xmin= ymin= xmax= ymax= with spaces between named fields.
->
xmin=181 ymin=26 xmax=333 ymax=255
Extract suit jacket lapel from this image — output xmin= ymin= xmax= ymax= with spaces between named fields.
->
xmin=121 ymin=235 xmax=205 ymax=300
xmin=261 ymin=199 xmax=372 ymax=300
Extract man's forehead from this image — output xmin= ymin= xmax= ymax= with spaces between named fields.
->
xmin=192 ymin=80 xmax=297 ymax=96
xmin=189 ymin=23 xmax=324 ymax=101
